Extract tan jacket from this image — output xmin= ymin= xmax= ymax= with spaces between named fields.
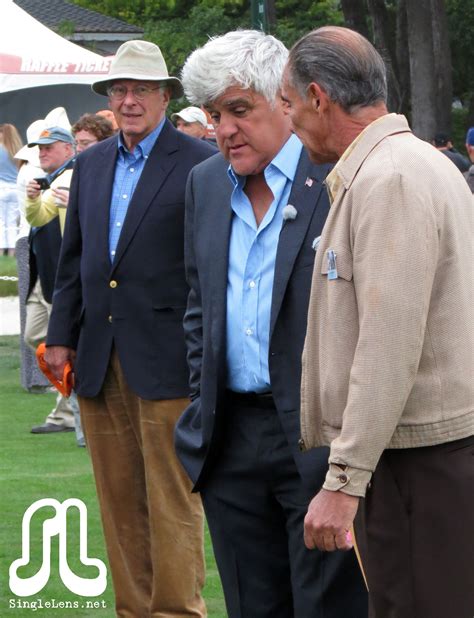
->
xmin=25 ymin=169 xmax=73 ymax=235
xmin=301 ymin=114 xmax=474 ymax=497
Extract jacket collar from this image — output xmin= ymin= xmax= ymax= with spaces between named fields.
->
xmin=336 ymin=114 xmax=412 ymax=192
xmin=270 ymin=150 xmax=330 ymax=339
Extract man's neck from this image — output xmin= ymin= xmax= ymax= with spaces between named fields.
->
xmin=333 ymin=102 xmax=388 ymax=158
xmin=244 ymin=173 xmax=274 ymax=228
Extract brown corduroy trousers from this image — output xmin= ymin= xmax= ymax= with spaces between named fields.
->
xmin=79 ymin=350 xmax=206 ymax=618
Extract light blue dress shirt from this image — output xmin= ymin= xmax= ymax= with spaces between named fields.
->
xmin=226 ymin=133 xmax=303 ymax=392
xmin=108 ymin=119 xmax=165 ymax=262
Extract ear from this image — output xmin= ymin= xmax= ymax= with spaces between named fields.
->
xmin=162 ymin=87 xmax=171 ymax=106
xmin=307 ymin=82 xmax=329 ymax=113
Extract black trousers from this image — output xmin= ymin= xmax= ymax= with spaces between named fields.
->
xmin=201 ymin=397 xmax=368 ymax=618
xmin=355 ymin=434 xmax=474 ymax=618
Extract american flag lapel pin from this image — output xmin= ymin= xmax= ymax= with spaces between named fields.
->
xmin=305 ymin=177 xmax=314 ymax=187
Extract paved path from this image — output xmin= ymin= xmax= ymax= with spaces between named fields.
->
xmin=0 ymin=296 xmax=20 ymax=335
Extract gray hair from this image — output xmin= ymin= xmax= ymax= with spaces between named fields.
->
xmin=181 ymin=30 xmax=288 ymax=107
xmin=287 ymin=26 xmax=387 ymax=113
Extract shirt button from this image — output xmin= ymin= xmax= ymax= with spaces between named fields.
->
xmin=338 ymin=474 xmax=348 ymax=484
xmin=245 ymin=328 xmax=253 ymax=336
xmin=109 ymin=280 xmax=117 ymax=288
xmin=249 ymin=281 xmax=256 ymax=288
xmin=116 ymin=222 xmax=121 ymax=227
xmin=108 ymin=315 xmax=113 ymax=323
xmin=130 ymin=168 xmax=135 ymax=172
xmin=122 ymin=194 xmax=127 ymax=199
xmin=111 ymin=250 xmax=116 ymax=256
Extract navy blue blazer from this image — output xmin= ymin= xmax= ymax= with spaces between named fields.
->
xmin=175 ymin=149 xmax=332 ymax=491
xmin=46 ymin=120 xmax=217 ymax=399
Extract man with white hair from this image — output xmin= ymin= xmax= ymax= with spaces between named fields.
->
xmin=175 ymin=30 xmax=367 ymax=617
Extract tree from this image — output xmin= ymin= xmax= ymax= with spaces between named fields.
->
xmin=70 ymin=0 xmax=470 ymax=137
xmin=406 ymin=0 xmax=438 ymax=140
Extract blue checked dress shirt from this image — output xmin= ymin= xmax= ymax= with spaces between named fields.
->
xmin=226 ymin=133 xmax=303 ymax=393
xmin=108 ymin=119 xmax=165 ymax=262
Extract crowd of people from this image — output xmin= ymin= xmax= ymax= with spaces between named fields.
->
xmin=4 ymin=25 xmax=473 ymax=618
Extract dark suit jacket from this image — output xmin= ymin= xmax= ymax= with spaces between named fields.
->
xmin=46 ymin=120 xmax=216 ymax=399
xmin=175 ymin=149 xmax=332 ymax=491
xmin=28 ymin=218 xmax=62 ymax=303
xmin=27 ymin=161 xmax=76 ymax=302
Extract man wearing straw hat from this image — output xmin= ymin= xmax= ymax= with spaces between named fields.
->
xmin=44 ymin=40 xmax=215 ymax=617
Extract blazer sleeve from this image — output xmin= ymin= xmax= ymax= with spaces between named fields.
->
xmin=183 ymin=168 xmax=203 ymax=399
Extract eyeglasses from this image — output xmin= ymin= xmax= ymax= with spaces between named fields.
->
xmin=106 ymin=85 xmax=161 ymax=101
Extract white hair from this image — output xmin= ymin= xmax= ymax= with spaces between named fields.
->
xmin=181 ymin=30 xmax=288 ymax=107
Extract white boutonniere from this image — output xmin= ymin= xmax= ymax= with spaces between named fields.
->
xmin=282 ymin=204 xmax=298 ymax=221
xmin=312 ymin=236 xmax=321 ymax=252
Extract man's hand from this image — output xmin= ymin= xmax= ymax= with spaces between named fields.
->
xmin=52 ymin=187 xmax=70 ymax=207
xmin=304 ymin=488 xmax=359 ymax=552
xmin=26 ymin=179 xmax=42 ymax=199
xmin=44 ymin=346 xmax=76 ymax=381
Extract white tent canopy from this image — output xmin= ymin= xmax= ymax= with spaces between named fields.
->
xmin=1 ymin=0 xmax=112 ymax=93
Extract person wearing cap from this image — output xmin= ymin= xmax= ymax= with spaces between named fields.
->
xmin=43 ymin=39 xmax=215 ymax=617
xmin=464 ymin=127 xmax=474 ymax=192
xmin=432 ymin=131 xmax=470 ymax=172
xmin=25 ymin=127 xmax=76 ymax=233
xmin=23 ymin=124 xmax=77 ymax=437
xmin=172 ymin=106 xmax=209 ymax=139
xmin=25 ymin=117 xmax=115 ymax=233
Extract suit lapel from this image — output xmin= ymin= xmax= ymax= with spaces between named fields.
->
xmin=207 ymin=172 xmax=233 ymax=359
xmin=111 ymin=121 xmax=179 ymax=272
xmin=269 ymin=151 xmax=330 ymax=339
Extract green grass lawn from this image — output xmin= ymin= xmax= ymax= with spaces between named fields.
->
xmin=0 ymin=336 xmax=226 ymax=617
xmin=0 ymin=256 xmax=18 ymax=297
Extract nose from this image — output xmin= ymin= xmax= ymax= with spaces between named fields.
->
xmin=215 ymin=113 xmax=238 ymax=140
xmin=121 ymin=89 xmax=138 ymax=105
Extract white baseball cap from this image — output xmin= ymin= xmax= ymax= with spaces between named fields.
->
xmin=171 ymin=106 xmax=208 ymax=128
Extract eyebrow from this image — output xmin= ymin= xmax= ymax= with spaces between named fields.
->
xmin=206 ymin=97 xmax=252 ymax=112
xmin=223 ymin=98 xmax=251 ymax=107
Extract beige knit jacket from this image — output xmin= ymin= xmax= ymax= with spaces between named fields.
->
xmin=300 ymin=114 xmax=474 ymax=497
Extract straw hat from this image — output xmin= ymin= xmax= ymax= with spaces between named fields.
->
xmin=92 ymin=40 xmax=183 ymax=99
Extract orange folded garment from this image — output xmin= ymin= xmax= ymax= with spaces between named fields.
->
xmin=36 ymin=343 xmax=74 ymax=397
